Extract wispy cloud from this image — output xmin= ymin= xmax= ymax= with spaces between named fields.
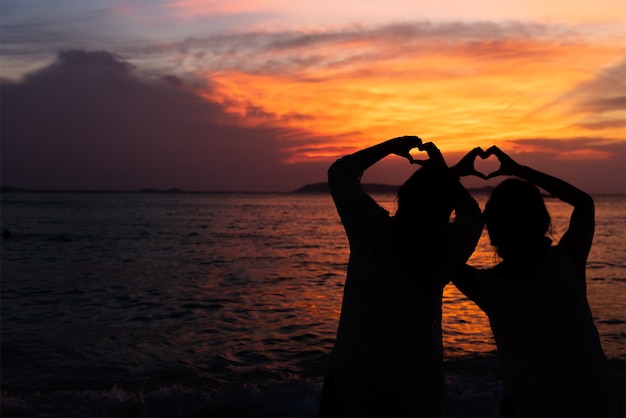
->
xmin=504 ymin=137 xmax=623 ymax=159
xmin=133 ymin=20 xmax=600 ymax=76
xmin=135 ymin=20 xmax=622 ymax=159
xmin=1 ymin=2 xmax=624 ymax=191
xmin=524 ymin=59 xmax=626 ymax=139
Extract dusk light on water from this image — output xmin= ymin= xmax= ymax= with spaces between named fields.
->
xmin=1 ymin=191 xmax=624 ymax=415
xmin=1 ymin=0 xmax=624 ymax=416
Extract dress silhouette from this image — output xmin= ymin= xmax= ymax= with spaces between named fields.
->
xmin=319 ymin=137 xmax=483 ymax=416
xmin=453 ymin=146 xmax=619 ymax=417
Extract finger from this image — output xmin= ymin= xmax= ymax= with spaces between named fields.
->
xmin=399 ymin=150 xmax=419 ymax=163
xmin=465 ymin=147 xmax=484 ymax=159
xmin=474 ymin=147 xmax=488 ymax=159
xmin=458 ymin=169 xmax=487 ymax=180
xmin=472 ymin=171 xmax=488 ymax=180
xmin=392 ymin=136 xmax=419 ymax=149
xmin=486 ymin=170 xmax=503 ymax=179
xmin=410 ymin=159 xmax=427 ymax=165
xmin=418 ymin=141 xmax=433 ymax=152
xmin=395 ymin=136 xmax=423 ymax=156
xmin=485 ymin=145 xmax=502 ymax=156
xmin=421 ymin=142 xmax=442 ymax=157
xmin=403 ymin=135 xmax=422 ymax=147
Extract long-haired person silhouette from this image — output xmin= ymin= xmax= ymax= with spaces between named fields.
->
xmin=319 ymin=137 xmax=484 ymax=416
xmin=453 ymin=146 xmax=620 ymax=417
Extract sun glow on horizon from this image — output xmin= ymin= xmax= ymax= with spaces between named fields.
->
xmin=193 ymin=33 xmax=624 ymax=162
xmin=1 ymin=0 xmax=624 ymax=193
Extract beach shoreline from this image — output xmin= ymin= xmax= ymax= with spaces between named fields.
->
xmin=2 ymin=355 xmax=623 ymax=417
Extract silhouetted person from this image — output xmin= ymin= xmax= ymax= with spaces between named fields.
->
xmin=453 ymin=146 xmax=619 ymax=417
xmin=319 ymin=137 xmax=483 ymax=416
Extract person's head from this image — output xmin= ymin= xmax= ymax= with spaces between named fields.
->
xmin=395 ymin=161 xmax=456 ymax=227
xmin=484 ymin=178 xmax=551 ymax=259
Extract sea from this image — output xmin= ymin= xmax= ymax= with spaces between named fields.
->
xmin=1 ymin=191 xmax=624 ymax=417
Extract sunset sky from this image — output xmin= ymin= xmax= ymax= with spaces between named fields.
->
xmin=1 ymin=0 xmax=624 ymax=193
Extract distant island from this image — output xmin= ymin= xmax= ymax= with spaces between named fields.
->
xmin=294 ymin=182 xmax=495 ymax=194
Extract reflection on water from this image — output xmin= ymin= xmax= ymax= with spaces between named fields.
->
xmin=377 ymin=192 xmax=626 ymax=358
xmin=0 ymin=192 xmax=623 ymax=393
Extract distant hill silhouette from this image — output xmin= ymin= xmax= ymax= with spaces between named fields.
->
xmin=294 ymin=182 xmax=494 ymax=194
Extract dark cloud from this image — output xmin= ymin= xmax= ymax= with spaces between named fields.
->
xmin=3 ymin=48 xmax=623 ymax=193
xmin=0 ymin=50 xmax=326 ymax=191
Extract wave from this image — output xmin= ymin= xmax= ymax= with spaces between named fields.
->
xmin=2 ymin=355 xmax=623 ymax=417
xmin=2 ymin=380 xmax=323 ymax=417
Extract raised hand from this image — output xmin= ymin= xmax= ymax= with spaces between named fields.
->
xmin=417 ymin=141 xmax=447 ymax=167
xmin=389 ymin=135 xmax=423 ymax=164
xmin=485 ymin=146 xmax=522 ymax=179
xmin=452 ymin=147 xmax=488 ymax=179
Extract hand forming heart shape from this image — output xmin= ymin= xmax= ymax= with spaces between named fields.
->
xmin=453 ymin=146 xmax=505 ymax=179
xmin=401 ymin=139 xmax=511 ymax=180
xmin=473 ymin=149 xmax=502 ymax=179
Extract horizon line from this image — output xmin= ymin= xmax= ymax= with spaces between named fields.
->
xmin=2 ymin=184 xmax=624 ymax=196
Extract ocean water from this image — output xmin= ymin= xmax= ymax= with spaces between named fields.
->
xmin=1 ymin=191 xmax=624 ymax=417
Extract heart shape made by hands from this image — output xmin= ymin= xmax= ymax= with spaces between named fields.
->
xmin=473 ymin=151 xmax=502 ymax=178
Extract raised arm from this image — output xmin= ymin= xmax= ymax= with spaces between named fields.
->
xmin=328 ymin=136 xmax=422 ymax=235
xmin=329 ymin=136 xmax=422 ymax=178
xmin=442 ymin=182 xmax=483 ymax=279
xmin=450 ymin=146 xmax=489 ymax=260
xmin=413 ymin=144 xmax=484 ymax=282
xmin=486 ymin=146 xmax=594 ymax=271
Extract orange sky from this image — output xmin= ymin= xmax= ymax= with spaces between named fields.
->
xmin=1 ymin=0 xmax=624 ymax=192
xmin=198 ymin=34 xmax=623 ymax=162
xmin=172 ymin=0 xmax=625 ymax=170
